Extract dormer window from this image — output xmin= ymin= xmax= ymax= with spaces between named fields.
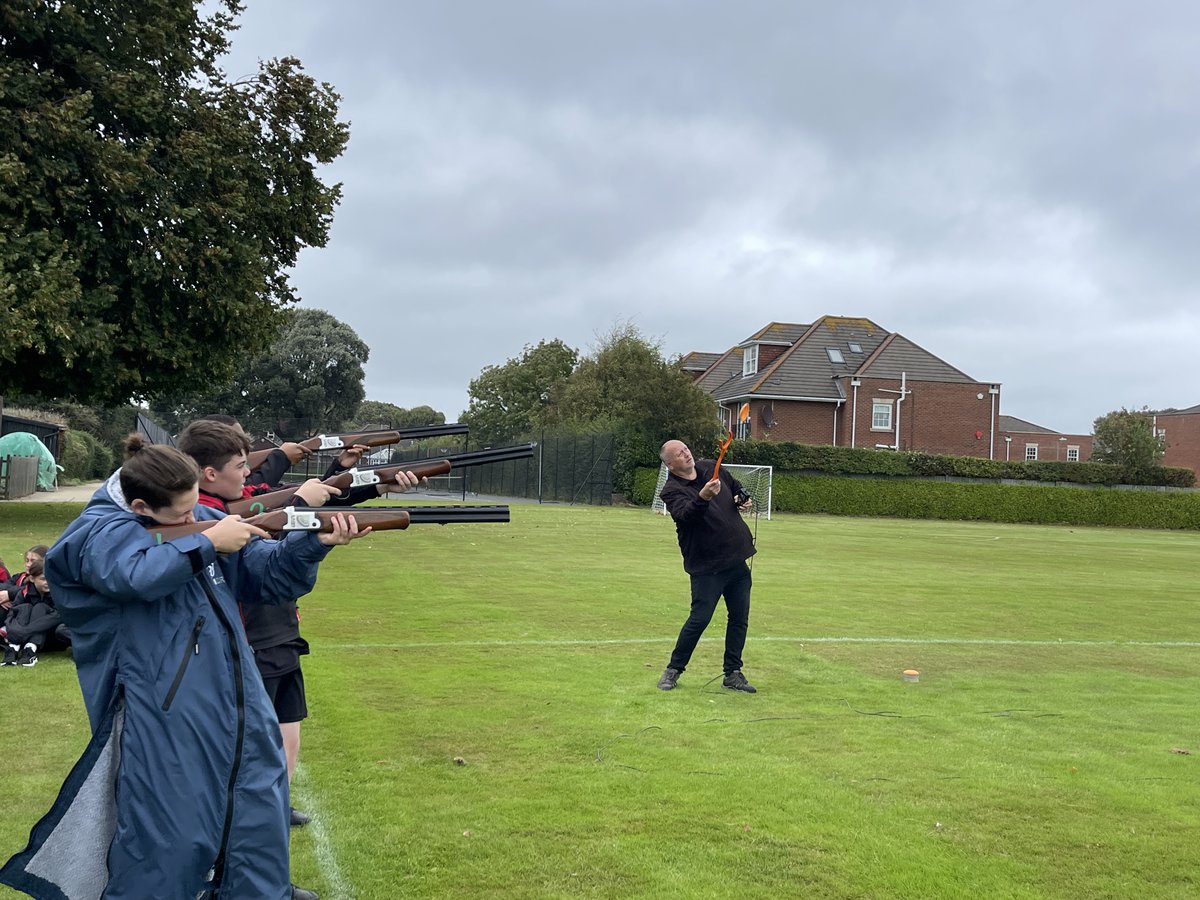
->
xmin=743 ymin=345 xmax=759 ymax=376
xmin=826 ymin=348 xmax=844 ymax=363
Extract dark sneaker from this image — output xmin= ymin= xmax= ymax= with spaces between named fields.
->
xmin=2 ymin=646 xmax=17 ymax=667
xmin=290 ymin=807 xmax=311 ymax=828
xmin=657 ymin=667 xmax=681 ymax=691
xmin=722 ymin=670 xmax=756 ymax=693
xmin=17 ymin=646 xmax=37 ymax=668
xmin=292 ymin=886 xmax=319 ymax=900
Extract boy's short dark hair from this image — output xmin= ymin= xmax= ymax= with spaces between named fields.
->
xmin=178 ymin=420 xmax=252 ymax=471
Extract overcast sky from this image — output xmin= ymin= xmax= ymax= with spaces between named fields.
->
xmin=221 ymin=1 xmax=1199 ymax=434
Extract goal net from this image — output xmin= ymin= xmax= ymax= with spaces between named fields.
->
xmin=651 ymin=463 xmax=772 ymax=520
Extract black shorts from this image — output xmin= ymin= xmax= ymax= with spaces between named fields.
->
xmin=260 ymin=667 xmax=308 ymax=724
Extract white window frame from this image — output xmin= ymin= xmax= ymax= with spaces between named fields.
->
xmin=871 ymin=400 xmax=892 ymax=431
xmin=1066 ymin=446 xmax=1080 ymax=462
xmin=1025 ymin=443 xmax=1038 ymax=461
xmin=743 ymin=345 xmax=759 ymax=377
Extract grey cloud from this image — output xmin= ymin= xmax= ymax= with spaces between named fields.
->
xmin=220 ymin=1 xmax=1200 ymax=429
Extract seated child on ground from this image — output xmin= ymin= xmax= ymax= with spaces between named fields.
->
xmin=2 ymin=559 xmax=67 ymax=667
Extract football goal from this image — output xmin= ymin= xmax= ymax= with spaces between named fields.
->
xmin=651 ymin=463 xmax=772 ymax=520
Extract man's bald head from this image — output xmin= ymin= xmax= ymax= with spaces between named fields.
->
xmin=660 ymin=440 xmax=696 ymax=478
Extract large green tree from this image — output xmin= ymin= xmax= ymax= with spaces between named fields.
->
xmin=543 ymin=323 xmax=721 ymax=491
xmin=0 ymin=0 xmax=349 ymax=404
xmin=462 ymin=339 xmax=578 ymax=445
xmin=546 ymin=323 xmax=720 ymax=448
xmin=1091 ymin=407 xmax=1165 ymax=470
xmin=152 ymin=308 xmax=368 ymax=439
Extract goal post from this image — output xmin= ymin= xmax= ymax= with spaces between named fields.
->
xmin=651 ymin=463 xmax=772 ymax=520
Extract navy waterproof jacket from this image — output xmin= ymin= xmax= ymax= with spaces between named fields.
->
xmin=0 ymin=471 xmax=332 ymax=899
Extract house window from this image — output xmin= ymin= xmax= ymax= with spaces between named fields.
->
xmin=1025 ymin=444 xmax=1038 ymax=461
xmin=1066 ymin=446 xmax=1079 ymax=462
xmin=848 ymin=342 xmax=862 ymax=353
xmin=871 ymin=401 xmax=892 ymax=430
xmin=826 ymin=347 xmax=844 ymax=363
xmin=743 ymin=345 xmax=758 ymax=377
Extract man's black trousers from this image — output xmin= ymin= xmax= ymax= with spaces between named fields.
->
xmin=667 ymin=561 xmax=751 ymax=675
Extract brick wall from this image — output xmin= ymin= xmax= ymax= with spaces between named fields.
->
xmin=1153 ymin=412 xmax=1200 ymax=473
xmin=836 ymin=378 xmax=999 ymax=456
xmin=998 ymin=431 xmax=1093 ymax=463
xmin=753 ymin=400 xmax=837 ymax=444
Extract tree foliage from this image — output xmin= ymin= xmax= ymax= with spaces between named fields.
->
xmin=546 ymin=323 xmax=720 ymax=450
xmin=540 ymin=323 xmax=721 ymax=492
xmin=350 ymin=400 xmax=446 ymax=430
xmin=1091 ymin=407 xmax=1165 ymax=470
xmin=462 ymin=339 xmax=578 ymax=445
xmin=0 ymin=0 xmax=349 ymax=404
xmin=152 ymin=308 xmax=368 ymax=439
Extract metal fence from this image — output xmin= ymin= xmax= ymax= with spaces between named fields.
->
xmin=137 ymin=412 xmax=176 ymax=447
xmin=280 ymin=431 xmax=617 ymax=505
xmin=466 ymin=432 xmax=615 ymax=504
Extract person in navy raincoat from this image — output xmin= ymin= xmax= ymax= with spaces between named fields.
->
xmin=0 ymin=436 xmax=366 ymax=899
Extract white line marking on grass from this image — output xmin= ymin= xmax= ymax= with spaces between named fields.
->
xmin=325 ymin=636 xmax=1200 ymax=650
xmin=292 ymin=763 xmax=354 ymax=900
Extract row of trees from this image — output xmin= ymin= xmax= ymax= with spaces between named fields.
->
xmin=461 ymin=323 xmax=722 ymax=488
xmin=148 ymin=308 xmax=444 ymax=439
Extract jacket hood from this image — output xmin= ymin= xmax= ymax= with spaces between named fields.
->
xmin=92 ymin=468 xmax=133 ymax=514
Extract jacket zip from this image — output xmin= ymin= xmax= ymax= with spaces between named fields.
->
xmin=197 ymin=573 xmax=247 ymax=892
xmin=161 ymin=615 xmax=205 ymax=712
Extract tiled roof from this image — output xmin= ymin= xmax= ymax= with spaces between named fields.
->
xmin=678 ymin=351 xmax=722 ymax=374
xmin=1154 ymin=404 xmax=1200 ymax=416
xmin=998 ymin=415 xmax=1059 ymax=434
xmin=746 ymin=317 xmax=887 ymax=400
xmin=697 ymin=315 xmax=982 ymax=404
xmin=859 ymin=334 xmax=975 ymax=383
xmin=743 ymin=322 xmax=812 ymax=344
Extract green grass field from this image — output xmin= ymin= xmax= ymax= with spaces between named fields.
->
xmin=2 ymin=502 xmax=1198 ymax=899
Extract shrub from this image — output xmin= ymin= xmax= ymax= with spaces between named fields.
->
xmin=630 ymin=466 xmax=660 ymax=506
xmin=727 ymin=438 xmax=1194 ymax=488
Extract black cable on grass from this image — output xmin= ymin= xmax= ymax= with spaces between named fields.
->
xmin=594 ymin=725 xmax=661 ymax=764
xmin=838 ymin=698 xmax=903 ymax=718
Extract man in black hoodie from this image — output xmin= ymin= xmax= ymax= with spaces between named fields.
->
xmin=656 ymin=439 xmax=758 ymax=694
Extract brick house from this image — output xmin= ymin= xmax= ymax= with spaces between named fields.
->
xmin=1150 ymin=406 xmax=1200 ymax=473
xmin=685 ymin=317 xmax=1015 ymax=458
xmin=997 ymin=415 xmax=1093 ymax=463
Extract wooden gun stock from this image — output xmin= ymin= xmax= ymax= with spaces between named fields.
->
xmin=228 ymin=443 xmax=536 ymax=516
xmin=145 ymin=505 xmax=510 ymax=542
xmin=246 ymin=431 xmax=404 ymax=471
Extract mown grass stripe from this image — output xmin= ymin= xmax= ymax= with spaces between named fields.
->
xmin=320 ymin=636 xmax=1200 ymax=650
xmin=291 ymin=763 xmax=353 ymax=900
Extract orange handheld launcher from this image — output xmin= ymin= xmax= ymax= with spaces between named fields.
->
xmin=711 ymin=404 xmax=749 ymax=482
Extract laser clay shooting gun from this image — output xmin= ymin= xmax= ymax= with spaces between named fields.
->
xmin=245 ymin=424 xmax=473 ymax=471
xmin=145 ymin=505 xmax=511 ymax=543
xmin=227 ymin=442 xmax=537 ymax=517
xmin=245 ymin=431 xmax=404 ymax=472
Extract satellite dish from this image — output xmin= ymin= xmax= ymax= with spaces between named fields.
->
xmin=760 ymin=403 xmax=778 ymax=428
